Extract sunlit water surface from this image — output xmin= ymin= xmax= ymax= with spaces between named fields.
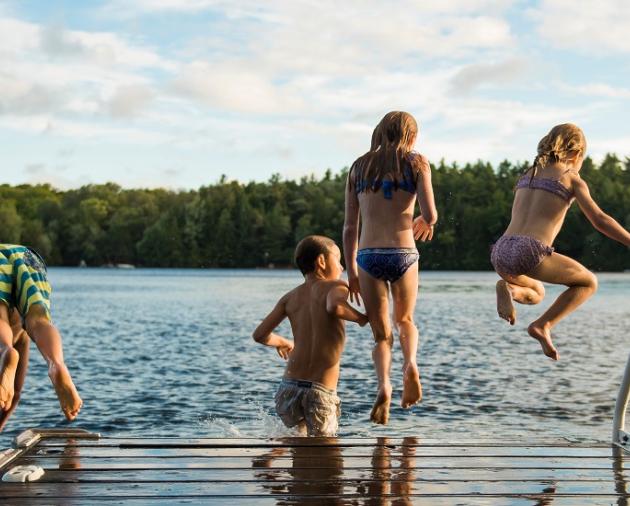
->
xmin=1 ymin=268 xmax=628 ymax=447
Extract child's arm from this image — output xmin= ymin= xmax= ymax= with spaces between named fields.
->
xmin=0 ymin=323 xmax=30 ymax=431
xmin=343 ymin=171 xmax=362 ymax=305
xmin=413 ymin=154 xmax=438 ymax=241
xmin=326 ymin=283 xmax=368 ymax=326
xmin=573 ymin=177 xmax=630 ymax=247
xmin=252 ymin=296 xmax=294 ymax=360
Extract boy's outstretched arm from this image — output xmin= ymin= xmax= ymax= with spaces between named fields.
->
xmin=326 ymin=283 xmax=368 ymax=326
xmin=252 ymin=296 xmax=294 ymax=360
xmin=574 ymin=178 xmax=630 ymax=247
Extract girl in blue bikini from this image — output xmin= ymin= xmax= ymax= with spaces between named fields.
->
xmin=492 ymin=123 xmax=630 ymax=360
xmin=343 ymin=111 xmax=437 ymax=424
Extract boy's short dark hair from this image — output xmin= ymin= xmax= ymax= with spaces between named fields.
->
xmin=294 ymin=235 xmax=336 ymax=274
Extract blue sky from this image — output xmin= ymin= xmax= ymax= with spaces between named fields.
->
xmin=2 ymin=0 xmax=630 ymax=189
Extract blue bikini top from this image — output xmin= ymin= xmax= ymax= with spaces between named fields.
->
xmin=353 ymin=151 xmax=419 ymax=200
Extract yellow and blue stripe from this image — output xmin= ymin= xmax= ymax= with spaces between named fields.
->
xmin=0 ymin=244 xmax=52 ymax=319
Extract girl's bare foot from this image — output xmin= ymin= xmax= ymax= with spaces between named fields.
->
xmin=527 ymin=322 xmax=559 ymax=361
xmin=370 ymin=383 xmax=392 ymax=425
xmin=48 ymin=363 xmax=83 ymax=420
xmin=496 ymin=280 xmax=516 ymax=325
xmin=401 ymin=363 xmax=422 ymax=408
xmin=0 ymin=348 xmax=19 ymax=411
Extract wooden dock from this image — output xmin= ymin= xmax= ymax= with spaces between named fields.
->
xmin=0 ymin=429 xmax=628 ymax=504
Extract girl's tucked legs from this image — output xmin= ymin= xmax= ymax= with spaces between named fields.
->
xmin=390 ymin=262 xmax=422 ymax=409
xmin=0 ymin=304 xmax=18 ymax=411
xmin=358 ymin=269 xmax=393 ymax=425
xmin=25 ymin=304 xmax=82 ymax=420
xmin=496 ymin=274 xmax=545 ymax=325
xmin=524 ymin=252 xmax=598 ymax=361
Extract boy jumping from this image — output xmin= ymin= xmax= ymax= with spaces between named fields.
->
xmin=0 ymin=244 xmax=82 ymax=430
xmin=253 ymin=235 xmax=367 ymax=436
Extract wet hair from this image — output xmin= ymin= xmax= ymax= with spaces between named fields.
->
xmin=350 ymin=111 xmax=419 ymax=192
xmin=530 ymin=123 xmax=587 ymax=184
xmin=294 ymin=235 xmax=336 ymax=275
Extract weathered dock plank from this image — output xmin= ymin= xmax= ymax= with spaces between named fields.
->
xmin=1 ymin=430 xmax=628 ymax=504
xmin=27 ymin=445 xmax=628 ymax=458
xmin=36 ymin=437 xmax=612 ymax=448
xmin=0 ymin=479 xmax=627 ymax=496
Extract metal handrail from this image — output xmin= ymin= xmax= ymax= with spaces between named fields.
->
xmin=613 ymin=353 xmax=630 ymax=450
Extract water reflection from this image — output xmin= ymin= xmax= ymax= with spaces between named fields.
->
xmin=249 ymin=438 xmax=573 ymax=505
xmin=252 ymin=437 xmax=344 ymax=504
xmin=359 ymin=437 xmax=416 ymax=506
xmin=251 ymin=437 xmax=421 ymax=504
xmin=57 ymin=438 xmax=82 ymax=470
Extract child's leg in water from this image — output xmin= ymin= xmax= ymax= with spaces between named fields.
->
xmin=358 ymin=270 xmax=393 ymax=425
xmin=0 ymin=304 xmax=18 ymax=412
xmin=496 ymin=275 xmax=545 ymax=325
xmin=522 ymin=252 xmax=598 ymax=361
xmin=390 ymin=263 xmax=422 ymax=409
xmin=25 ymin=304 xmax=82 ymax=420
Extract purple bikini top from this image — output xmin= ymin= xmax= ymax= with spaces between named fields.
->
xmin=515 ymin=173 xmax=574 ymax=203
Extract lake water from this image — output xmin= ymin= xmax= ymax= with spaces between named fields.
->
xmin=1 ymin=268 xmax=628 ymax=448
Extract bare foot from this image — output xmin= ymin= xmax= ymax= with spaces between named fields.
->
xmin=0 ymin=348 xmax=19 ymax=411
xmin=527 ymin=322 xmax=559 ymax=361
xmin=48 ymin=363 xmax=83 ymax=420
xmin=370 ymin=384 xmax=392 ymax=425
xmin=496 ymin=280 xmax=516 ymax=325
xmin=401 ymin=363 xmax=422 ymax=408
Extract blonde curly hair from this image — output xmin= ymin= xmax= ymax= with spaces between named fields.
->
xmin=530 ymin=123 xmax=586 ymax=181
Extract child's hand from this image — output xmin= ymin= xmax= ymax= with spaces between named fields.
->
xmin=276 ymin=341 xmax=294 ymax=360
xmin=348 ymin=275 xmax=362 ymax=305
xmin=413 ymin=216 xmax=434 ymax=242
xmin=357 ymin=313 xmax=369 ymax=327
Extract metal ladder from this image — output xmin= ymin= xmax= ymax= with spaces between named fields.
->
xmin=613 ymin=352 xmax=630 ymax=451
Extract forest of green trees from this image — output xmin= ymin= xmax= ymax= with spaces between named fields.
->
xmin=2 ymin=154 xmax=630 ymax=271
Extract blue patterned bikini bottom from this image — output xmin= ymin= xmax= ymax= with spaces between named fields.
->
xmin=357 ymin=248 xmax=419 ymax=283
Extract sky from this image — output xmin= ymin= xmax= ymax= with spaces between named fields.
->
xmin=1 ymin=0 xmax=630 ymax=189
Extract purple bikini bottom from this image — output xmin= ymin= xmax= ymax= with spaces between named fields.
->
xmin=490 ymin=235 xmax=554 ymax=276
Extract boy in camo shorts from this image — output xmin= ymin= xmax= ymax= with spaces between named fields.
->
xmin=253 ymin=236 xmax=368 ymax=436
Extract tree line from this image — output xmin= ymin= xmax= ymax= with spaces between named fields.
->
xmin=2 ymin=154 xmax=629 ymax=271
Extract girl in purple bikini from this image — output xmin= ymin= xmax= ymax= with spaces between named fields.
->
xmin=343 ymin=111 xmax=437 ymax=424
xmin=492 ymin=123 xmax=630 ymax=360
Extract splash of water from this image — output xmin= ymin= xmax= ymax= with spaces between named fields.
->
xmin=199 ymin=401 xmax=300 ymax=438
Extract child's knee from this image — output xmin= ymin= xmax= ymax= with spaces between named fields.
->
xmin=373 ymin=332 xmax=394 ymax=347
xmin=584 ymin=272 xmax=598 ymax=294
xmin=394 ymin=315 xmax=415 ymax=331
xmin=573 ymin=271 xmax=597 ymax=294
xmin=527 ymin=284 xmax=545 ymax=304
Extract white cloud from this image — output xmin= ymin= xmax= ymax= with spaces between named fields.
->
xmin=557 ymin=82 xmax=630 ymax=99
xmin=108 ymin=85 xmax=155 ymax=117
xmin=532 ymin=0 xmax=630 ymax=54
xmin=449 ymin=58 xmax=528 ymax=94
xmin=171 ymin=61 xmax=294 ymax=114
xmin=0 ymin=14 xmax=174 ymax=130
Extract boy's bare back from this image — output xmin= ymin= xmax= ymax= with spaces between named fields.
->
xmin=253 ymin=237 xmax=367 ymax=436
xmin=282 ymin=279 xmax=348 ymax=390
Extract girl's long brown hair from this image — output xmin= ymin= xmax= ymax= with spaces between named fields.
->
xmin=350 ymin=111 xmax=418 ymax=191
